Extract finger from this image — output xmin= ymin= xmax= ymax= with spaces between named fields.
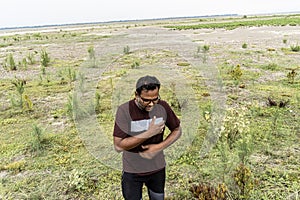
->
xmin=141 ymin=145 xmax=149 ymax=149
xmin=150 ymin=116 xmax=156 ymax=125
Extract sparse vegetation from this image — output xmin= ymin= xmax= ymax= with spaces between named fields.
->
xmin=165 ymin=14 xmax=300 ymax=30
xmin=11 ymin=78 xmax=26 ymax=108
xmin=87 ymin=45 xmax=96 ymax=67
xmin=3 ymin=53 xmax=17 ymax=70
xmin=40 ymin=48 xmax=50 ymax=67
xmin=290 ymin=43 xmax=300 ymax=52
xmin=0 ymin=14 xmax=299 ymax=199
xmin=123 ymin=45 xmax=130 ymax=54
xmin=287 ymin=69 xmax=298 ymax=84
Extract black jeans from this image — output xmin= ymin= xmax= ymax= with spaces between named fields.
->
xmin=121 ymin=168 xmax=165 ymax=200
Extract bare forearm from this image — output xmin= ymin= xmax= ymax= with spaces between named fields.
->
xmin=114 ymin=128 xmax=159 ymax=151
xmin=115 ymin=136 xmax=146 ymax=151
xmin=158 ymin=126 xmax=182 ymax=151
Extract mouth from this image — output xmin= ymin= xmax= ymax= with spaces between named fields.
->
xmin=145 ymin=105 xmax=154 ymax=111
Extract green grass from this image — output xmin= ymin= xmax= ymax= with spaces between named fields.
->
xmin=165 ymin=14 xmax=300 ymax=30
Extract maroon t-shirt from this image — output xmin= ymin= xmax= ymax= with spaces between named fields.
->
xmin=113 ymin=99 xmax=180 ymax=174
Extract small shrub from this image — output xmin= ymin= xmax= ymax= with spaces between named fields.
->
xmin=95 ymin=92 xmax=101 ymax=114
xmin=19 ymin=58 xmax=28 ymax=69
xmin=40 ymin=49 xmax=50 ymax=67
xmin=290 ymin=44 xmax=300 ymax=52
xmin=27 ymin=52 xmax=36 ymax=64
xmin=190 ymin=182 xmax=227 ymax=200
xmin=24 ymin=94 xmax=33 ymax=111
xmin=131 ymin=60 xmax=140 ymax=68
xmin=87 ymin=45 xmax=95 ymax=60
xmin=66 ymin=93 xmax=89 ymax=120
xmin=11 ymin=78 xmax=26 ymax=108
xmin=242 ymin=43 xmax=247 ymax=49
xmin=233 ymin=163 xmax=254 ymax=199
xmin=5 ymin=53 xmax=17 ymax=70
xmin=67 ymin=169 xmax=98 ymax=193
xmin=221 ymin=107 xmax=249 ymax=149
xmin=123 ymin=45 xmax=130 ymax=54
xmin=197 ymin=44 xmax=210 ymax=53
xmin=87 ymin=45 xmax=96 ymax=67
xmin=287 ymin=69 xmax=298 ymax=84
xmin=67 ymin=67 xmax=77 ymax=83
xmin=202 ymin=44 xmax=210 ymax=52
xmin=283 ymin=38 xmax=287 ymax=44
xmin=30 ymin=124 xmax=43 ymax=153
xmin=230 ymin=64 xmax=243 ymax=81
xmin=196 ymin=45 xmax=210 ymax=63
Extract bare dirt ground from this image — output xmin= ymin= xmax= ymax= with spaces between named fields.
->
xmin=1 ymin=23 xmax=300 ymax=79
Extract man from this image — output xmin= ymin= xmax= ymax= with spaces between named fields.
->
xmin=113 ymin=75 xmax=182 ymax=200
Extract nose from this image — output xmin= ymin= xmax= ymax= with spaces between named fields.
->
xmin=148 ymin=101 xmax=154 ymax=106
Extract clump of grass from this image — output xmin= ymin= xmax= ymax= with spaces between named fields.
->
xmin=123 ymin=45 xmax=130 ymax=54
xmin=23 ymin=94 xmax=33 ymax=111
xmin=66 ymin=93 xmax=90 ymax=120
xmin=201 ymin=44 xmax=210 ymax=52
xmin=262 ymin=63 xmax=280 ymax=71
xmin=290 ymin=44 xmax=300 ymax=52
xmin=87 ymin=45 xmax=96 ymax=67
xmin=3 ymin=53 xmax=17 ymax=70
xmin=11 ymin=78 xmax=26 ymax=108
xmin=67 ymin=169 xmax=98 ymax=194
xmin=27 ymin=52 xmax=36 ymax=64
xmin=58 ymin=67 xmax=77 ymax=85
xmin=18 ymin=58 xmax=28 ymax=69
xmin=190 ymin=182 xmax=227 ymax=199
xmin=40 ymin=48 xmax=50 ymax=67
xmin=67 ymin=67 xmax=77 ymax=83
xmin=233 ymin=163 xmax=254 ymax=199
xmin=131 ymin=60 xmax=140 ymax=68
xmin=30 ymin=124 xmax=43 ymax=153
xmin=283 ymin=38 xmax=287 ymax=44
xmin=195 ymin=44 xmax=210 ymax=63
xmin=287 ymin=69 xmax=298 ymax=84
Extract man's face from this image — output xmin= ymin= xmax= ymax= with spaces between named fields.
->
xmin=136 ymin=88 xmax=160 ymax=112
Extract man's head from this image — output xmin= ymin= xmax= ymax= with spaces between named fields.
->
xmin=135 ymin=75 xmax=160 ymax=112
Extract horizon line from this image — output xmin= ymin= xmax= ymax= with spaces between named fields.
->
xmin=1 ymin=11 xmax=299 ymax=31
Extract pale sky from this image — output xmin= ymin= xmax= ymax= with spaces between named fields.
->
xmin=1 ymin=0 xmax=300 ymax=28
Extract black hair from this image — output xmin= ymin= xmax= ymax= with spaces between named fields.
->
xmin=136 ymin=83 xmax=160 ymax=95
xmin=135 ymin=75 xmax=161 ymax=95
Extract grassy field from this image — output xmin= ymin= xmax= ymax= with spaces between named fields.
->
xmin=0 ymin=14 xmax=300 ymax=199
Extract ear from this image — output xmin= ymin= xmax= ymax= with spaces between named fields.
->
xmin=134 ymin=91 xmax=138 ymax=98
